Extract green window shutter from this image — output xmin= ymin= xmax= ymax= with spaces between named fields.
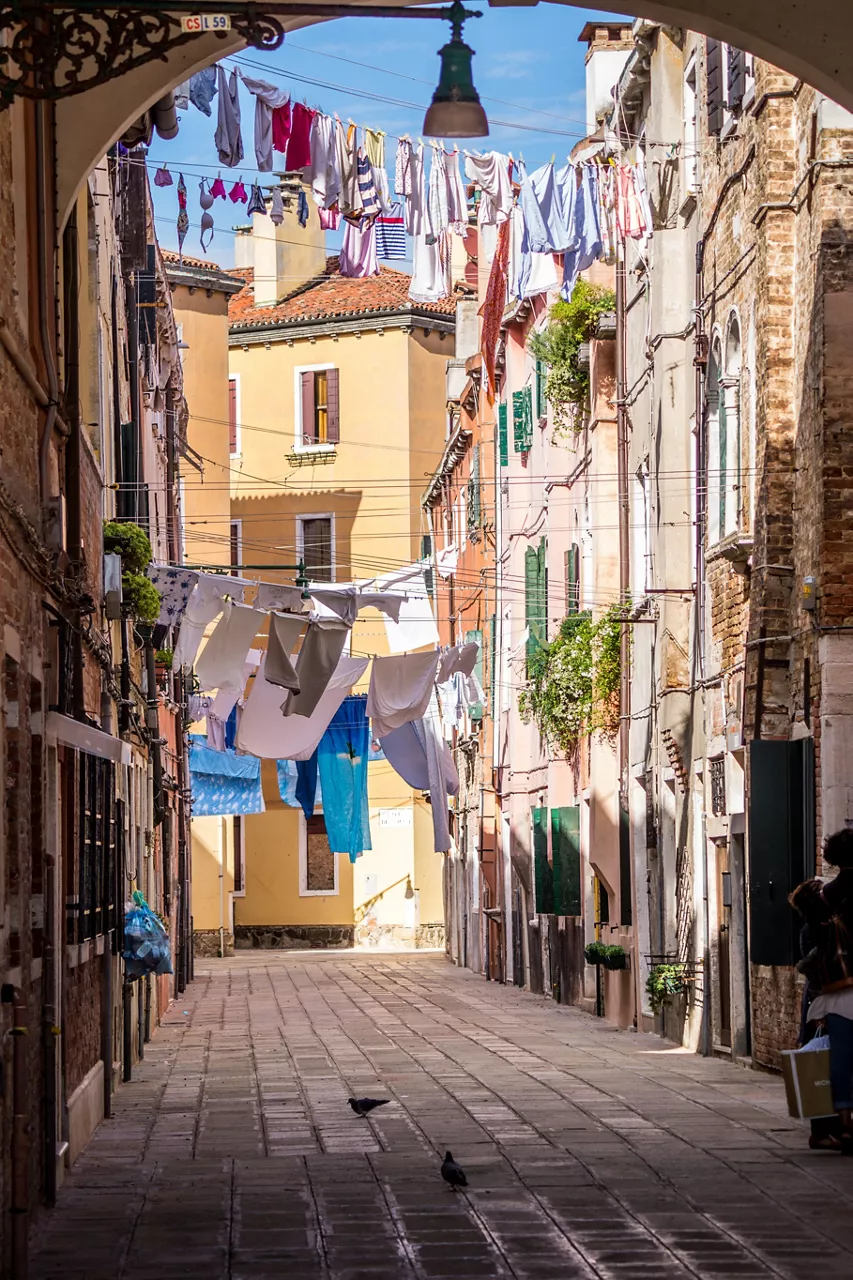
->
xmin=525 ymin=538 xmax=547 ymax=670
xmin=532 ymin=806 xmax=554 ymax=914
xmin=538 ymin=537 xmax=548 ymax=645
xmin=748 ymin=739 xmax=814 ymax=965
xmin=565 ymin=542 xmax=580 ymax=615
xmin=619 ymin=804 xmax=633 ymax=926
xmin=464 ymin=628 xmax=484 ymax=721
xmin=551 ymin=806 xmax=581 ymax=916
xmin=421 ymin=534 xmax=434 ymax=597
xmin=497 ymin=403 xmax=508 ymax=467
xmin=467 ymin=444 xmax=481 ymax=531
xmin=535 ymin=359 xmax=547 ymax=420
xmin=513 ymin=387 xmax=534 ymax=453
xmin=489 ymin=612 xmax=496 ymax=715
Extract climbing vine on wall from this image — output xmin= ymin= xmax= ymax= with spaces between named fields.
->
xmin=528 ymin=281 xmax=616 ymax=434
xmin=518 ymin=606 xmax=625 ymax=753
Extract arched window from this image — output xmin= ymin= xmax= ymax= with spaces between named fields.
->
xmin=722 ymin=316 xmax=742 ymax=538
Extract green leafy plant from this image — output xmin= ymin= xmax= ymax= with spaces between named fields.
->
xmin=528 ymin=281 xmax=616 ymax=433
xmin=103 ymin=520 xmax=152 ymax=574
xmin=519 ymin=605 xmax=626 ymax=753
xmin=584 ymin=940 xmax=608 ymax=966
xmin=601 ymin=944 xmax=627 ymax=971
xmin=646 ymin=963 xmax=689 ymax=1013
xmin=122 ymin=572 xmax=161 ymax=624
xmin=154 ymin=648 xmax=173 ymax=669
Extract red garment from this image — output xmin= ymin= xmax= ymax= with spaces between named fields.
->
xmin=286 ymin=103 xmax=315 ymax=171
xmin=616 ymin=165 xmax=646 ymax=240
xmin=479 ymin=219 xmax=511 ymax=402
xmin=271 ymin=100 xmax=292 ymax=154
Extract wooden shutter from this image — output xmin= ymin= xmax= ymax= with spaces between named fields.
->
xmin=497 ymin=402 xmax=508 ymax=467
xmin=748 ymin=739 xmax=814 ymax=965
xmin=525 ymin=546 xmax=539 ymax=671
xmin=513 ymin=389 xmax=531 ymax=453
xmin=301 ymin=370 xmax=316 ymax=445
xmin=535 ymin=359 xmax=547 ymax=419
xmin=532 ymin=806 xmax=554 ymax=914
xmin=229 ymin=379 xmax=238 ymax=453
xmin=552 ymin=807 xmax=580 ymax=916
xmin=727 ymin=47 xmax=746 ymax=108
xmin=706 ymin=38 xmax=724 ymax=134
xmin=619 ymin=804 xmax=632 ymax=926
xmin=326 ymin=367 xmax=340 ymax=443
xmin=467 ymin=445 xmax=481 ymax=530
xmin=565 ymin=542 xmax=580 ymax=615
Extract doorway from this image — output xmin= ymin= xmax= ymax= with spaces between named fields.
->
xmin=715 ymin=839 xmax=732 ymax=1049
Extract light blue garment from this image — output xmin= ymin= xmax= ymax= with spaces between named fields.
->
xmin=522 ymin=161 xmax=573 ymax=254
xmin=189 ymin=67 xmax=218 ymax=117
xmin=518 ymin=160 xmax=552 ymax=255
xmin=554 ymin=161 xmax=578 ymax=253
xmin=277 ymin=759 xmax=323 ymax=809
xmin=189 ymin=735 xmax=263 ymax=816
xmin=561 ymin=165 xmax=602 ymax=300
xmin=317 ymin=695 xmax=371 ymax=862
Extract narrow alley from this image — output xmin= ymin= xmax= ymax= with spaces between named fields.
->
xmin=29 ymin=954 xmax=853 ymax=1280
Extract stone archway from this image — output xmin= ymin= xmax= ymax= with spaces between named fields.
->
xmin=54 ymin=0 xmax=853 ymax=226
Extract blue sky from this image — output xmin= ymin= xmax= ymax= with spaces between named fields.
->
xmin=148 ymin=7 xmax=625 ymax=265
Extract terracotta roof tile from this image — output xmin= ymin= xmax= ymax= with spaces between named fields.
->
xmin=162 ymin=248 xmax=222 ymax=271
xmin=228 ymin=256 xmax=456 ymax=330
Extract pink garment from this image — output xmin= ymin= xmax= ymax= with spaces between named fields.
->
xmin=229 ymin=180 xmax=247 ymax=204
xmin=272 ymin=100 xmax=292 ymax=153
xmin=319 ymin=205 xmax=340 ymax=231
xmin=210 ymin=176 xmax=227 ymax=200
xmin=616 ymin=165 xmax=646 ymax=240
xmin=339 ymin=218 xmax=379 ymax=278
xmin=286 ymin=104 xmax=315 ymax=171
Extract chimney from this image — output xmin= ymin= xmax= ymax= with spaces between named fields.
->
xmin=248 ymin=177 xmax=327 ymax=308
xmin=577 ymin=21 xmax=634 ymax=136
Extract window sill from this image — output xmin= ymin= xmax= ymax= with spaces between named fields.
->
xmin=707 ymin=532 xmax=753 ymax=570
xmin=288 ymin=446 xmax=337 ymax=467
xmin=298 ymin=889 xmax=340 ymax=898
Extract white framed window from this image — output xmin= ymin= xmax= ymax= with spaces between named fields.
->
xmin=294 ymin=363 xmax=339 ymax=451
xmin=296 ymin=512 xmax=335 ymax=582
xmin=230 ymin=519 xmax=242 ymax=569
xmin=299 ymin=813 xmax=339 ymax=896
xmin=229 ymin=373 xmax=241 ymax=456
xmin=683 ymin=55 xmax=699 ymax=197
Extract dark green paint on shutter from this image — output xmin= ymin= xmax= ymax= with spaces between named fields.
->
xmin=532 ymin=806 xmax=553 ymax=914
xmin=497 ymin=402 xmax=508 ymax=467
xmin=552 ymin=806 xmax=581 ymax=916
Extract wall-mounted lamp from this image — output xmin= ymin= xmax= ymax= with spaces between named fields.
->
xmin=405 ymin=877 xmax=415 ymax=900
xmin=423 ymin=0 xmax=489 ymax=138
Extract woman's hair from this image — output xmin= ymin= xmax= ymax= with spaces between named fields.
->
xmin=823 ymin=828 xmax=853 ymax=870
xmin=789 ymin=878 xmax=826 ymax=919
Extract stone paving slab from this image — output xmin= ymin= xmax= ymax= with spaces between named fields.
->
xmin=28 ymin=953 xmax=853 ymax=1279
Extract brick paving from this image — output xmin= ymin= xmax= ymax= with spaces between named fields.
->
xmin=29 ymin=953 xmax=853 ymax=1279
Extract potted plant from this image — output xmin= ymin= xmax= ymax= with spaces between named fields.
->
xmin=122 ymin=572 xmax=161 ymax=624
xmin=646 ymin=962 xmax=688 ymax=1014
xmin=103 ymin=520 xmax=161 ymax=625
xmin=601 ymin=944 xmax=627 ymax=971
xmin=584 ymin=940 xmax=608 ymax=966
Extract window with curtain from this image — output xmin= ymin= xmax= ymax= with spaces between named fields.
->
xmin=299 ymin=516 xmax=333 ymax=581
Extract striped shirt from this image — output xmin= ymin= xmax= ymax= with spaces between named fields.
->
xmin=376 ymin=203 xmax=407 ymax=260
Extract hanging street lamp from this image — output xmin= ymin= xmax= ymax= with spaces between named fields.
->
xmin=423 ymin=0 xmax=488 ymax=138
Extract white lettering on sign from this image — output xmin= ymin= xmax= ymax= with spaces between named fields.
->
xmin=180 ymin=14 xmax=232 ymax=33
xmin=379 ymin=808 xmax=412 ymax=828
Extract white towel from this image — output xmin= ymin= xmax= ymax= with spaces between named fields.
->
xmin=174 ymin=572 xmax=238 ymax=670
xmin=237 ymin=654 xmax=368 ymax=759
xmin=374 ymin=563 xmax=439 ymax=654
xmin=194 ymin=602 xmax=262 ymax=692
xmin=366 ymin=649 xmax=439 ymax=739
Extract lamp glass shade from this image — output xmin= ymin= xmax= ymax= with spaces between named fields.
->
xmin=423 ymin=36 xmax=489 ymax=139
xmin=405 ymin=879 xmax=415 ymax=900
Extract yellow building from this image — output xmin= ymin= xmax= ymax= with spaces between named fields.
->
xmin=183 ymin=191 xmax=455 ymax=951
xmin=167 ymin=252 xmax=245 ymax=955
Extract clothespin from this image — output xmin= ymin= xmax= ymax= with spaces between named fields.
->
xmin=551 ymin=153 xmax=556 ymax=164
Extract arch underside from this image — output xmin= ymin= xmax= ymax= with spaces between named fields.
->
xmin=55 ymin=0 xmax=853 ymax=227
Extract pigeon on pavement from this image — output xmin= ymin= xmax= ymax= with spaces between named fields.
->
xmin=348 ymin=1097 xmax=389 ymax=1117
xmin=441 ymin=1150 xmax=468 ymax=1189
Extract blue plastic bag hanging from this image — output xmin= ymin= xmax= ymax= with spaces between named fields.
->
xmin=122 ymin=889 xmax=173 ymax=980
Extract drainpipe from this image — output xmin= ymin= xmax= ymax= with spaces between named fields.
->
xmin=3 ymin=984 xmax=29 ymax=1279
